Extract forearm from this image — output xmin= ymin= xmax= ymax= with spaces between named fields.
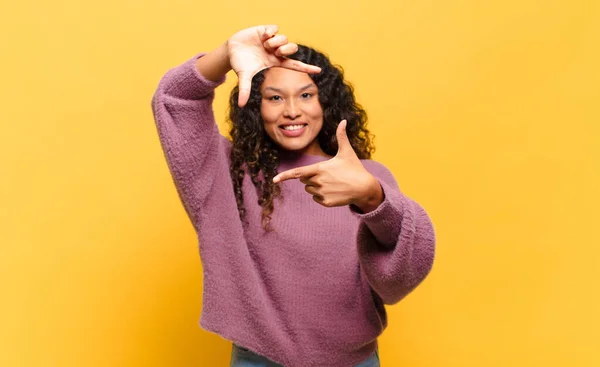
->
xmin=357 ymin=194 xmax=436 ymax=305
xmin=352 ymin=175 xmax=384 ymax=214
xmin=195 ymin=41 xmax=232 ymax=82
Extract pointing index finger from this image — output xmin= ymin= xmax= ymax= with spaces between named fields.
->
xmin=273 ymin=163 xmax=320 ymax=183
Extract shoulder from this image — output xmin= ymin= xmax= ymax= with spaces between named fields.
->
xmin=221 ymin=135 xmax=232 ymax=153
xmin=360 ymin=159 xmax=399 ymax=190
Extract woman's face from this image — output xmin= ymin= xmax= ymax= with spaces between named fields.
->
xmin=260 ymin=67 xmax=326 ymax=156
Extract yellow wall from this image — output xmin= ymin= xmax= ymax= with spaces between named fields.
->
xmin=2 ymin=1 xmax=598 ymax=366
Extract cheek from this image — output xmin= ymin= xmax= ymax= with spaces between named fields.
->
xmin=307 ymin=101 xmax=324 ymax=130
xmin=260 ymin=103 xmax=280 ymax=125
xmin=307 ymin=100 xmax=323 ymax=119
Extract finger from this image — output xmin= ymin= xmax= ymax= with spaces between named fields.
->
xmin=335 ymin=119 xmax=353 ymax=157
xmin=237 ymin=71 xmax=252 ymax=108
xmin=264 ymin=34 xmax=288 ymax=51
xmin=273 ymin=163 xmax=321 ymax=183
xmin=260 ymin=25 xmax=279 ymax=41
xmin=312 ymin=195 xmax=329 ymax=207
xmin=299 ymin=175 xmax=320 ymax=186
xmin=304 ymin=184 xmax=320 ymax=196
xmin=279 ymin=58 xmax=322 ymax=74
xmin=274 ymin=43 xmax=298 ymax=57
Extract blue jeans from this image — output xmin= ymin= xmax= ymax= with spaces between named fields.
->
xmin=230 ymin=344 xmax=380 ymax=367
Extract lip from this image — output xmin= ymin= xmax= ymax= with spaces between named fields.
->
xmin=278 ymin=121 xmax=308 ymax=127
xmin=279 ymin=123 xmax=308 ymax=138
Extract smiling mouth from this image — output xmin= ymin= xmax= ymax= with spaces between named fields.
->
xmin=280 ymin=124 xmax=308 ymax=131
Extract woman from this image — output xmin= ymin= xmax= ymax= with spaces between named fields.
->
xmin=151 ymin=24 xmax=436 ymax=367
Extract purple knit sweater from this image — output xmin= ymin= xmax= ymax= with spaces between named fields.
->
xmin=151 ymin=54 xmax=436 ymax=367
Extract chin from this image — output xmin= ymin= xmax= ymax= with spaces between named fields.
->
xmin=275 ymin=140 xmax=310 ymax=152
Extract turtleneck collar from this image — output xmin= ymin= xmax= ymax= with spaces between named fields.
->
xmin=277 ymin=150 xmax=332 ymax=170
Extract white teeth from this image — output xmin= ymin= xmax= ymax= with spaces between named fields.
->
xmin=282 ymin=124 xmax=305 ymax=131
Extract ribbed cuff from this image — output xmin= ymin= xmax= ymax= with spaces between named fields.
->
xmin=350 ymin=180 xmax=405 ymax=248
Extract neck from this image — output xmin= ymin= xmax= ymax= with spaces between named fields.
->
xmin=279 ymin=149 xmax=330 ymax=160
xmin=279 ymin=139 xmax=331 ymax=159
xmin=277 ymin=147 xmax=331 ymax=170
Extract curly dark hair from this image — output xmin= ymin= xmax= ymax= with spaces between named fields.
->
xmin=227 ymin=44 xmax=375 ymax=231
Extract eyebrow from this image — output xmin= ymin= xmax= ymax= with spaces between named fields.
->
xmin=263 ymin=83 xmax=317 ymax=94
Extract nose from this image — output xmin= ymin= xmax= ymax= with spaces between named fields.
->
xmin=283 ymin=99 xmax=301 ymax=119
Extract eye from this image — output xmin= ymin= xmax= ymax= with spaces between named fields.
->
xmin=301 ymin=93 xmax=313 ymax=99
xmin=268 ymin=95 xmax=282 ymax=101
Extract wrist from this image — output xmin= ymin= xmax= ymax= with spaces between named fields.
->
xmin=222 ymin=40 xmax=230 ymax=60
xmin=217 ymin=41 xmax=232 ymax=70
xmin=195 ymin=42 xmax=232 ymax=82
xmin=353 ymin=175 xmax=384 ymax=214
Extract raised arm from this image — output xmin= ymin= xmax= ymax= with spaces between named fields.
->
xmin=150 ymin=45 xmax=231 ymax=231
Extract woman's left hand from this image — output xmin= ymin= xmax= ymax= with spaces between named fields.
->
xmin=273 ymin=120 xmax=384 ymax=213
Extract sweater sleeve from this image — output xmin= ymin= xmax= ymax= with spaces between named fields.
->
xmin=150 ymin=53 xmax=232 ymax=232
xmin=350 ymin=162 xmax=436 ymax=305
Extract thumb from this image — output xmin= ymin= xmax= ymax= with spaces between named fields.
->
xmin=335 ymin=119 xmax=353 ymax=157
xmin=237 ymin=71 xmax=252 ymax=108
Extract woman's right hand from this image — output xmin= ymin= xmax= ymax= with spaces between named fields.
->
xmin=227 ymin=25 xmax=322 ymax=107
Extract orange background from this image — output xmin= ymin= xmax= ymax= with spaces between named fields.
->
xmin=1 ymin=0 xmax=599 ymax=366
